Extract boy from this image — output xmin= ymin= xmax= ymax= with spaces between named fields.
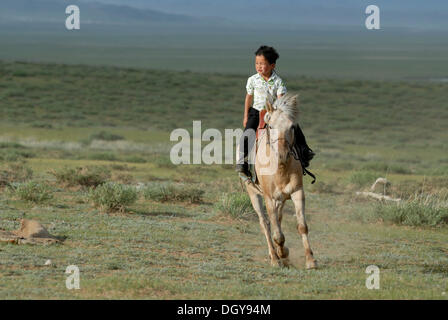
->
xmin=235 ymin=45 xmax=286 ymax=175
xmin=236 ymin=45 xmax=314 ymax=177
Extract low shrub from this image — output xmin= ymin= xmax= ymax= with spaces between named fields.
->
xmin=112 ymin=173 xmax=135 ymax=184
xmin=87 ymin=152 xmax=118 ymax=161
xmin=390 ymin=177 xmax=448 ymax=199
xmin=309 ymin=181 xmax=337 ymax=194
xmin=13 ymin=181 xmax=53 ymax=203
xmin=125 ymin=155 xmax=147 ymax=163
xmin=143 ymin=184 xmax=204 ymax=203
xmin=51 ymin=166 xmax=110 ymax=188
xmin=0 ymin=142 xmax=26 ymax=149
xmin=0 ymin=162 xmax=33 ymax=187
xmin=30 ymin=122 xmax=53 ymax=129
xmin=361 ymin=162 xmax=412 ymax=174
xmin=151 ymin=155 xmax=176 ymax=168
xmin=0 ymin=149 xmax=35 ymax=161
xmin=81 ymin=131 xmax=125 ymax=145
xmin=349 ymin=171 xmax=378 ymax=187
xmin=88 ymin=182 xmax=138 ymax=213
xmin=374 ymin=193 xmax=448 ymax=227
xmin=109 ymin=163 xmax=134 ymax=171
xmin=215 ymin=192 xmax=254 ymax=219
xmin=89 ymin=131 xmax=125 ymax=141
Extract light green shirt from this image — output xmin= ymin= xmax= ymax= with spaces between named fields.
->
xmin=246 ymin=71 xmax=287 ymax=111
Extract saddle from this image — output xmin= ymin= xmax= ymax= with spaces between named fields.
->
xmin=256 ymin=109 xmax=268 ymax=140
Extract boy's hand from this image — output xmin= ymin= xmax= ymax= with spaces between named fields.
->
xmin=243 ymin=117 xmax=248 ymax=128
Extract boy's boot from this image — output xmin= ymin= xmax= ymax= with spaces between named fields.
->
xmin=236 ymin=135 xmax=250 ymax=176
xmin=235 ymin=157 xmax=249 ymax=176
xmin=294 ymin=124 xmax=315 ymax=168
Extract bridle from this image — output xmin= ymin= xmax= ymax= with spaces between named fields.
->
xmin=265 ymin=124 xmax=295 ymax=161
xmin=265 ymin=122 xmax=316 ymax=183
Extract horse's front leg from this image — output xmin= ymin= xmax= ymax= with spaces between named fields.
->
xmin=265 ymin=197 xmax=289 ymax=266
xmin=244 ymin=183 xmax=279 ymax=266
xmin=291 ymin=188 xmax=317 ymax=269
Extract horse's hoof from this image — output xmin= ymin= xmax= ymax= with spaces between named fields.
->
xmin=270 ymin=258 xmax=289 ymax=268
xmin=270 ymin=259 xmax=281 ymax=267
xmin=281 ymin=247 xmax=289 ymax=259
xmin=275 ymin=246 xmax=289 ymax=259
xmin=306 ymin=259 xmax=318 ymax=270
xmin=280 ymin=257 xmax=290 ymax=268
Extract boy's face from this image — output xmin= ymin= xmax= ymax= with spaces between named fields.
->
xmin=255 ymin=55 xmax=275 ymax=77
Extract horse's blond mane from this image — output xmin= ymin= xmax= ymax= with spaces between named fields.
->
xmin=273 ymin=93 xmax=299 ymax=122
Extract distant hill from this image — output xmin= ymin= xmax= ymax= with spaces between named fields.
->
xmin=1 ymin=0 xmax=447 ymax=30
xmin=0 ymin=0 xmax=197 ymax=25
xmin=90 ymin=0 xmax=448 ymax=30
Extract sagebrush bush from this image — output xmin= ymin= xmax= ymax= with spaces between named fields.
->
xmin=109 ymin=164 xmax=134 ymax=171
xmin=0 ymin=162 xmax=33 ymax=187
xmin=349 ymin=171 xmax=378 ymax=187
xmin=389 ymin=177 xmax=448 ymax=200
xmin=51 ymin=166 xmax=110 ymax=187
xmin=87 ymin=153 xmax=118 ymax=161
xmin=361 ymin=162 xmax=411 ymax=174
xmin=374 ymin=193 xmax=448 ymax=227
xmin=152 ymin=155 xmax=176 ymax=168
xmin=89 ymin=182 xmax=138 ymax=213
xmin=125 ymin=155 xmax=147 ymax=163
xmin=215 ymin=192 xmax=254 ymax=219
xmin=89 ymin=131 xmax=125 ymax=142
xmin=0 ymin=142 xmax=26 ymax=149
xmin=0 ymin=149 xmax=35 ymax=161
xmin=81 ymin=131 xmax=125 ymax=145
xmin=13 ymin=181 xmax=53 ymax=203
xmin=144 ymin=184 xmax=204 ymax=203
xmin=112 ymin=172 xmax=135 ymax=184
xmin=309 ymin=181 xmax=336 ymax=194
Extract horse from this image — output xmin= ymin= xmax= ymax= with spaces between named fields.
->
xmin=242 ymin=93 xmax=317 ymax=269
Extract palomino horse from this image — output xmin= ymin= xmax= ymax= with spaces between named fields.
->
xmin=242 ymin=93 xmax=317 ymax=269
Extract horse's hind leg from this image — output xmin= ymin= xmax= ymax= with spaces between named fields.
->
xmin=291 ymin=188 xmax=317 ymax=269
xmin=245 ymin=183 xmax=280 ymax=266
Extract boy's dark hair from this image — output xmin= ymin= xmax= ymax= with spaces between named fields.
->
xmin=255 ymin=45 xmax=279 ymax=65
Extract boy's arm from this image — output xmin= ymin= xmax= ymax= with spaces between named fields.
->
xmin=243 ymin=94 xmax=253 ymax=127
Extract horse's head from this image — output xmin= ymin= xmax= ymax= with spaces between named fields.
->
xmin=264 ymin=93 xmax=299 ymax=163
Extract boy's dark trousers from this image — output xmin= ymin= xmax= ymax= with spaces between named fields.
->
xmin=237 ymin=107 xmax=259 ymax=172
